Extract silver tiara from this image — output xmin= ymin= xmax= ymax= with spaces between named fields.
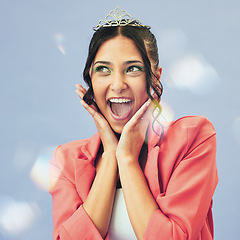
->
xmin=93 ymin=6 xmax=151 ymax=31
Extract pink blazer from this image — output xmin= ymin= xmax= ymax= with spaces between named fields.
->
xmin=49 ymin=116 xmax=218 ymax=239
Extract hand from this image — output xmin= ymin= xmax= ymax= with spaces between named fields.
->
xmin=116 ymin=98 xmax=153 ymax=163
xmin=75 ymin=84 xmax=118 ymax=153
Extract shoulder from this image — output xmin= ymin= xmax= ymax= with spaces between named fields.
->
xmin=50 ymin=133 xmax=100 ymax=171
xmin=165 ymin=115 xmax=216 ymax=139
xmin=58 ymin=138 xmax=91 ymax=156
xmin=171 ymin=115 xmax=215 ymax=130
xmin=158 ymin=116 xmax=216 ymax=155
xmin=153 ymin=116 xmax=217 ymax=177
xmin=56 ymin=138 xmax=91 ymax=160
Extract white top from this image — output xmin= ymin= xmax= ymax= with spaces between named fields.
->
xmin=109 ymin=188 xmax=137 ymax=240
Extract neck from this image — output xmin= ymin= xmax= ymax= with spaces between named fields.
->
xmin=114 ymin=132 xmax=121 ymax=140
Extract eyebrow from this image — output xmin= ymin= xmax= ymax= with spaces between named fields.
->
xmin=124 ymin=60 xmax=143 ymax=65
xmin=93 ymin=60 xmax=143 ymax=66
xmin=93 ymin=61 xmax=112 ymax=66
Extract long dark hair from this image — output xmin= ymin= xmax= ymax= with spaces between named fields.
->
xmin=83 ymin=24 xmax=163 ymax=121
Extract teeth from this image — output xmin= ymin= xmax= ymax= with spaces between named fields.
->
xmin=109 ymin=98 xmax=131 ymax=103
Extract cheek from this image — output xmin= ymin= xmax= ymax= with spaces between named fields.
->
xmin=133 ymin=79 xmax=148 ymax=99
xmin=92 ymin=79 xmax=107 ymax=104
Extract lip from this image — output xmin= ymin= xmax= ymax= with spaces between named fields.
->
xmin=107 ymin=97 xmax=134 ymax=121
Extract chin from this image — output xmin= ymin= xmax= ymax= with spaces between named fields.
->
xmin=113 ymin=127 xmax=123 ymax=135
xmin=111 ymin=124 xmax=124 ymax=135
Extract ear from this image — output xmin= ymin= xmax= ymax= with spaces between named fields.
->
xmin=152 ymin=67 xmax=162 ymax=100
xmin=155 ymin=66 xmax=162 ymax=81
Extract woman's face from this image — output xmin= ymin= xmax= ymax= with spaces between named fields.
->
xmin=91 ymin=35 xmax=149 ymax=134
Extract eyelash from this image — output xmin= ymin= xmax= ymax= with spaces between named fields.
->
xmin=126 ymin=66 xmax=144 ymax=73
xmin=94 ymin=66 xmax=111 ymax=73
xmin=93 ymin=65 xmax=144 ymax=75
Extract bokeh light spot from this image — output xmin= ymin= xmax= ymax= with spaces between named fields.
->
xmin=170 ymin=54 xmax=219 ymax=94
xmin=30 ymin=146 xmax=56 ymax=192
xmin=0 ymin=195 xmax=40 ymax=235
xmin=54 ymin=32 xmax=66 ymax=55
xmin=160 ymin=101 xmax=175 ymax=122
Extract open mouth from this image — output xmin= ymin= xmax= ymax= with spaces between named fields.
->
xmin=108 ymin=98 xmax=134 ymax=120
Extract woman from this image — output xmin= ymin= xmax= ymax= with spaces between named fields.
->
xmin=49 ymin=6 xmax=218 ymax=240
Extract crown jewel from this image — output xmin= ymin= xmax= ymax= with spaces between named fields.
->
xmin=93 ymin=6 xmax=150 ymax=31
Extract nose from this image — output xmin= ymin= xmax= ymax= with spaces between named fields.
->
xmin=110 ymin=72 xmax=127 ymax=93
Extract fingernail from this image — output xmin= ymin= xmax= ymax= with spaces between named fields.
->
xmin=146 ymin=99 xmax=151 ymax=105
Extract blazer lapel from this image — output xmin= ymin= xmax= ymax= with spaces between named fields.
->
xmin=75 ymin=132 xmax=101 ymax=202
xmin=144 ymin=118 xmax=164 ymax=199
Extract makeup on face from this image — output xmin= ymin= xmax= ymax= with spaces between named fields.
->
xmin=91 ymin=36 xmax=149 ymax=133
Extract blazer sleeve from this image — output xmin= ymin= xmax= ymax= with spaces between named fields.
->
xmin=49 ymin=146 xmax=105 ymax=240
xmin=144 ymin=117 xmax=218 ymax=240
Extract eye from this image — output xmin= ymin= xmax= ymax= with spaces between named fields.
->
xmin=126 ymin=66 xmax=144 ymax=75
xmin=94 ymin=66 xmax=112 ymax=75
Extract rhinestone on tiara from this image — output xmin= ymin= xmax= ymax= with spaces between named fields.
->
xmin=93 ymin=6 xmax=150 ymax=31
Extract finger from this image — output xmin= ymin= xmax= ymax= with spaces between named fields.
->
xmin=80 ymin=99 xmax=117 ymax=147
xmin=75 ymin=83 xmax=85 ymax=89
xmin=80 ymin=100 xmax=102 ymax=121
xmin=75 ymin=88 xmax=85 ymax=99
xmin=75 ymin=84 xmax=87 ymax=91
xmin=76 ymin=86 xmax=99 ymax=112
xmin=75 ymin=84 xmax=86 ymax=91
xmin=80 ymin=100 xmax=96 ymax=117
xmin=143 ymin=99 xmax=155 ymax=118
xmin=75 ymin=85 xmax=87 ymax=99
xmin=123 ymin=99 xmax=151 ymax=132
xmin=131 ymin=99 xmax=151 ymax=123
